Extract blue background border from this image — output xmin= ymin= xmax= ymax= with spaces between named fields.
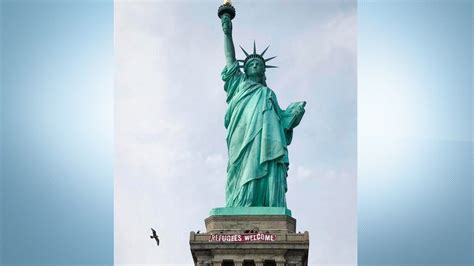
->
xmin=359 ymin=1 xmax=472 ymax=264
xmin=1 ymin=1 xmax=113 ymax=264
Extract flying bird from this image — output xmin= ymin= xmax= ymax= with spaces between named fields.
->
xmin=150 ymin=228 xmax=159 ymax=246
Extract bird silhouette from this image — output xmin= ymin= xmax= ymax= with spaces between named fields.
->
xmin=150 ymin=228 xmax=159 ymax=246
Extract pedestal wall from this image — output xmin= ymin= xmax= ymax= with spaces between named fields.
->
xmin=190 ymin=214 xmax=309 ymax=266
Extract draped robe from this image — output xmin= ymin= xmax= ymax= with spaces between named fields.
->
xmin=222 ymin=61 xmax=303 ymax=207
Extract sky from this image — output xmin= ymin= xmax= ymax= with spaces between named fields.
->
xmin=115 ymin=0 xmax=357 ymax=264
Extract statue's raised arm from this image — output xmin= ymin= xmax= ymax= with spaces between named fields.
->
xmin=221 ymin=14 xmax=236 ymax=68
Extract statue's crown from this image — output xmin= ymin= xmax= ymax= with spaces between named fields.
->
xmin=238 ymin=41 xmax=277 ymax=70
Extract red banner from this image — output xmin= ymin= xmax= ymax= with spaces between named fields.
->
xmin=209 ymin=233 xmax=277 ymax=242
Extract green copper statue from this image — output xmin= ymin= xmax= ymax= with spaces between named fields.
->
xmin=219 ymin=1 xmax=306 ymax=208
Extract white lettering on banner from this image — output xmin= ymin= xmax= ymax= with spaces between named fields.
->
xmin=208 ymin=233 xmax=277 ymax=242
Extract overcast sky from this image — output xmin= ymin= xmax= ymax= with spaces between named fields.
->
xmin=115 ymin=0 xmax=356 ymax=264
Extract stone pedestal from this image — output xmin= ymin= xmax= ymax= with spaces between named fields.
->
xmin=190 ymin=212 xmax=309 ymax=266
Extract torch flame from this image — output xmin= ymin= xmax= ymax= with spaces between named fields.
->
xmin=223 ymin=0 xmax=232 ymax=5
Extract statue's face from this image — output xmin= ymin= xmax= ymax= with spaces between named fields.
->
xmin=245 ymin=59 xmax=265 ymax=77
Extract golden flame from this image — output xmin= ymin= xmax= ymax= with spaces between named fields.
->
xmin=223 ymin=0 xmax=232 ymax=5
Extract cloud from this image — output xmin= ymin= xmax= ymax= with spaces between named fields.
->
xmin=205 ymin=153 xmax=225 ymax=166
xmin=294 ymin=165 xmax=314 ymax=181
xmin=294 ymin=10 xmax=357 ymax=68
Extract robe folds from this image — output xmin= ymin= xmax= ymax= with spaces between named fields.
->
xmin=222 ymin=61 xmax=302 ymax=207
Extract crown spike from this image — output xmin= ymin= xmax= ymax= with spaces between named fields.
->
xmin=239 ymin=45 xmax=249 ymax=57
xmin=266 ymin=65 xmax=278 ymax=68
xmin=260 ymin=45 xmax=270 ymax=56
xmin=253 ymin=40 xmax=256 ymax=55
xmin=265 ymin=56 xmax=277 ymax=62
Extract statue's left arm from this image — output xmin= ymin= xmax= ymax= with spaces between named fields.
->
xmin=280 ymin=100 xmax=306 ymax=145
xmin=283 ymin=101 xmax=306 ymax=129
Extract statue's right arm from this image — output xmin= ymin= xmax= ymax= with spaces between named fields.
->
xmin=221 ymin=15 xmax=236 ymax=68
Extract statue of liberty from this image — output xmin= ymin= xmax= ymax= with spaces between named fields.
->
xmin=219 ymin=1 xmax=306 ymax=208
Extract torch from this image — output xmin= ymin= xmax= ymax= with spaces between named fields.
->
xmin=218 ymin=0 xmax=236 ymax=20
